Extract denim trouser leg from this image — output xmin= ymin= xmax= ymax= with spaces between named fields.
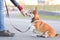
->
xmin=0 ymin=0 xmax=5 ymax=31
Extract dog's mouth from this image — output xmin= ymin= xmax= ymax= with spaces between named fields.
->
xmin=26 ymin=12 xmax=34 ymax=18
xmin=29 ymin=14 xmax=34 ymax=18
xmin=25 ymin=9 xmax=34 ymax=18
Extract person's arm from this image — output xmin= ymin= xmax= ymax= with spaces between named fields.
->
xmin=10 ymin=0 xmax=25 ymax=16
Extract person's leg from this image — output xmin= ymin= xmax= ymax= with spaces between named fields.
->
xmin=0 ymin=12 xmax=5 ymax=31
xmin=0 ymin=0 xmax=5 ymax=31
xmin=0 ymin=0 xmax=15 ymax=37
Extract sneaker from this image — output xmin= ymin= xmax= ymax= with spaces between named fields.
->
xmin=0 ymin=30 xmax=15 ymax=37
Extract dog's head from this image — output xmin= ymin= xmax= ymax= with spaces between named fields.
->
xmin=26 ymin=6 xmax=38 ymax=18
xmin=26 ymin=6 xmax=39 ymax=23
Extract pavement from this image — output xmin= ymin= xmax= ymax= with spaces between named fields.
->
xmin=0 ymin=17 xmax=60 ymax=40
xmin=0 ymin=10 xmax=60 ymax=40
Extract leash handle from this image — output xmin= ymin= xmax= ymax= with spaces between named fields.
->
xmin=5 ymin=1 xmax=9 ymax=17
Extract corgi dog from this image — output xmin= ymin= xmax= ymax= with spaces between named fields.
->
xmin=26 ymin=7 xmax=60 ymax=38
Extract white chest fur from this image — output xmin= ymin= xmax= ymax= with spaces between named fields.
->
xmin=31 ymin=23 xmax=48 ymax=38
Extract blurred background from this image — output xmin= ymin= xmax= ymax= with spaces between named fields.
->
xmin=4 ymin=0 xmax=60 ymax=20
xmin=2 ymin=0 xmax=60 ymax=40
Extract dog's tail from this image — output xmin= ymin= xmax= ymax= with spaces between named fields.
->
xmin=55 ymin=34 xmax=60 ymax=37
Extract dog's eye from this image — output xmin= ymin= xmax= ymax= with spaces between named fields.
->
xmin=30 ymin=12 xmax=32 ymax=14
xmin=30 ymin=12 xmax=31 ymax=13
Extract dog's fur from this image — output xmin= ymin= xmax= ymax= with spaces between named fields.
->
xmin=29 ymin=7 xmax=60 ymax=38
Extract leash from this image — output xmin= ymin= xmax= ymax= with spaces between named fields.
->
xmin=5 ymin=0 xmax=31 ymax=33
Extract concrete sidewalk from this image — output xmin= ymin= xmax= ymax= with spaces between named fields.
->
xmin=0 ymin=18 xmax=60 ymax=40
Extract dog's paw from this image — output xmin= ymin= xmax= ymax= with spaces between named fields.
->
xmin=36 ymin=35 xmax=48 ymax=38
xmin=31 ymin=34 xmax=37 ymax=37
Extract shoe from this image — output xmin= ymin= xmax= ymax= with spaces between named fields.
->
xmin=0 ymin=30 xmax=15 ymax=37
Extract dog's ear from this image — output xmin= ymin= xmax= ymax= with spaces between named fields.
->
xmin=34 ymin=6 xmax=37 ymax=11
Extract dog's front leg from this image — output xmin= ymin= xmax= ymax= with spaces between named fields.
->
xmin=42 ymin=31 xmax=48 ymax=38
xmin=32 ymin=29 xmax=43 ymax=37
xmin=32 ymin=29 xmax=48 ymax=38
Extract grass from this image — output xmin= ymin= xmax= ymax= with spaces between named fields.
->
xmin=39 ymin=15 xmax=60 ymax=20
xmin=16 ymin=14 xmax=60 ymax=20
xmin=9 ymin=5 xmax=60 ymax=20
xmin=23 ymin=5 xmax=60 ymax=11
xmin=23 ymin=5 xmax=60 ymax=20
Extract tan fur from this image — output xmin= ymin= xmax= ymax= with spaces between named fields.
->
xmin=31 ymin=9 xmax=57 ymax=38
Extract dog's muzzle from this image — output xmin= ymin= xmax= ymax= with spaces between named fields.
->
xmin=25 ymin=9 xmax=34 ymax=17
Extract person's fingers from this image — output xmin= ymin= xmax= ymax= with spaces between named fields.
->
xmin=21 ymin=9 xmax=25 ymax=16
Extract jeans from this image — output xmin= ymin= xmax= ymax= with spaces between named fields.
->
xmin=0 ymin=0 xmax=5 ymax=31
